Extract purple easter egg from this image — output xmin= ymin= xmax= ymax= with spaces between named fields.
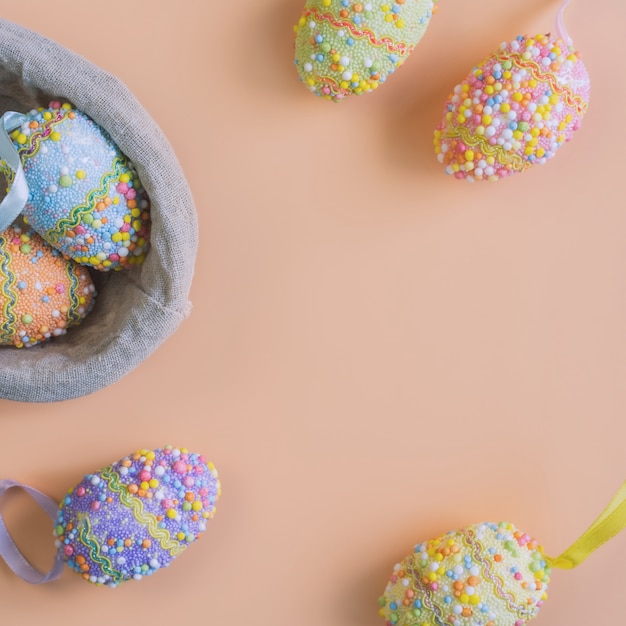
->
xmin=54 ymin=446 xmax=221 ymax=586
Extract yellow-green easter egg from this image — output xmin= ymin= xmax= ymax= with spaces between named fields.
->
xmin=294 ymin=0 xmax=437 ymax=102
xmin=379 ymin=522 xmax=551 ymax=626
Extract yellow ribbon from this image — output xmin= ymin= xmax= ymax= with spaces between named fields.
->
xmin=548 ymin=481 xmax=626 ymax=569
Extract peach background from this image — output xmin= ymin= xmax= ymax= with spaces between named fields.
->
xmin=0 ymin=0 xmax=625 ymax=624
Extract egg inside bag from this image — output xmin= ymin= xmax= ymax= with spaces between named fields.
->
xmin=55 ymin=446 xmax=221 ymax=586
xmin=434 ymin=32 xmax=590 ymax=181
xmin=0 ymin=102 xmax=151 ymax=269
xmin=294 ymin=0 xmax=437 ymax=102
xmin=379 ymin=522 xmax=551 ymax=626
xmin=0 ymin=222 xmax=96 ymax=348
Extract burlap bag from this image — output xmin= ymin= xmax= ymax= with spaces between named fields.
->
xmin=0 ymin=19 xmax=198 ymax=402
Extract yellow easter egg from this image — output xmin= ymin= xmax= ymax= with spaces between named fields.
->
xmin=379 ymin=522 xmax=551 ymax=626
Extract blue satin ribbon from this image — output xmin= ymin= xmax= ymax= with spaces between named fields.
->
xmin=0 ymin=479 xmax=64 ymax=584
xmin=0 ymin=111 xmax=30 ymax=232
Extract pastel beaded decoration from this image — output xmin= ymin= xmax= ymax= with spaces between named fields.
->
xmin=0 ymin=446 xmax=221 ymax=586
xmin=0 ymin=102 xmax=151 ymax=270
xmin=434 ymin=0 xmax=589 ymax=181
xmin=294 ymin=0 xmax=437 ymax=102
xmin=0 ymin=222 xmax=96 ymax=348
xmin=379 ymin=481 xmax=626 ymax=626
xmin=380 ymin=522 xmax=550 ymax=626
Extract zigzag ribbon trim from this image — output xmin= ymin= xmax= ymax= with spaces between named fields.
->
xmin=443 ymin=125 xmax=527 ymax=171
xmin=46 ymin=157 xmax=126 ymax=244
xmin=77 ymin=515 xmax=123 ymax=582
xmin=0 ymin=232 xmax=17 ymax=344
xmin=304 ymin=7 xmax=411 ymax=54
xmin=102 ymin=468 xmax=185 ymax=557
xmin=316 ymin=75 xmax=352 ymax=97
xmin=492 ymin=51 xmax=587 ymax=115
xmin=65 ymin=264 xmax=81 ymax=326
xmin=410 ymin=563 xmax=451 ymax=626
xmin=464 ymin=528 xmax=534 ymax=619
xmin=17 ymin=110 xmax=68 ymax=160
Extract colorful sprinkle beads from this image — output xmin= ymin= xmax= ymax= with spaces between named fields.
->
xmin=434 ymin=34 xmax=590 ymax=181
xmin=55 ymin=446 xmax=221 ymax=586
xmin=0 ymin=102 xmax=151 ymax=269
xmin=294 ymin=0 xmax=437 ymax=102
xmin=0 ymin=223 xmax=96 ymax=348
xmin=379 ymin=522 xmax=551 ymax=626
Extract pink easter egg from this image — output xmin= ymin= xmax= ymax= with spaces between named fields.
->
xmin=434 ymin=33 xmax=590 ymax=181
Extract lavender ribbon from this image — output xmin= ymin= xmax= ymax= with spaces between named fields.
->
xmin=0 ymin=480 xmax=64 ymax=584
xmin=555 ymin=0 xmax=573 ymax=46
xmin=0 ymin=111 xmax=30 ymax=232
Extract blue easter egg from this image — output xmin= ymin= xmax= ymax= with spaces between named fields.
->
xmin=2 ymin=102 xmax=151 ymax=271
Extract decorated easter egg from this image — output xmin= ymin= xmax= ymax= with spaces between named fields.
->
xmin=379 ymin=522 xmax=552 ymax=626
xmin=54 ymin=446 xmax=221 ymax=586
xmin=294 ymin=0 xmax=437 ymax=102
xmin=0 ymin=223 xmax=96 ymax=348
xmin=434 ymin=34 xmax=590 ymax=181
xmin=0 ymin=102 xmax=151 ymax=269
